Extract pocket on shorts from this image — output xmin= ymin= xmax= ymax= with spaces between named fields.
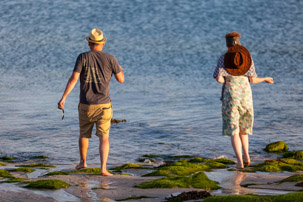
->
xmin=101 ymin=107 xmax=113 ymax=121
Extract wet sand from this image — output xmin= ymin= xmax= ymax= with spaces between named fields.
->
xmin=1 ymin=162 xmax=302 ymax=201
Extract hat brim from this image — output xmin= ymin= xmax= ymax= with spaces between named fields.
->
xmin=224 ymin=45 xmax=252 ymax=76
xmin=86 ymin=36 xmax=107 ymax=44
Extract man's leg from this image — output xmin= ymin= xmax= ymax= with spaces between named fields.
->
xmin=239 ymin=128 xmax=250 ymax=165
xmin=231 ymin=132 xmax=244 ymax=169
xmin=76 ymin=137 xmax=89 ymax=169
xmin=99 ymin=134 xmax=113 ymax=176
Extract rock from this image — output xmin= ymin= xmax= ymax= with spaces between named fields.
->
xmin=264 ymin=141 xmax=288 ymax=153
xmin=165 ymin=190 xmax=211 ymax=201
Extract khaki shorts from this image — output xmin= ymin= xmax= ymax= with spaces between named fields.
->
xmin=78 ymin=103 xmax=113 ymax=138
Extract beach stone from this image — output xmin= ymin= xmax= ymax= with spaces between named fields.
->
xmin=264 ymin=141 xmax=288 ymax=153
xmin=165 ymin=190 xmax=211 ymax=201
xmin=283 ymin=151 xmax=303 ymax=159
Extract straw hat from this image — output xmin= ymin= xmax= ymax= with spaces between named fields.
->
xmin=224 ymin=45 xmax=252 ymax=76
xmin=86 ymin=28 xmax=106 ymax=44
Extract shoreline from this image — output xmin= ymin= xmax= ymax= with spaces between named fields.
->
xmin=1 ymin=160 xmax=302 ymax=201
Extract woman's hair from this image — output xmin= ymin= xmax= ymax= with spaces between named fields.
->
xmin=225 ymin=32 xmax=241 ymax=39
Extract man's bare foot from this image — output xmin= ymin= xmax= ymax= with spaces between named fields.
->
xmin=75 ymin=163 xmax=87 ymax=170
xmin=101 ymin=170 xmax=113 ymax=176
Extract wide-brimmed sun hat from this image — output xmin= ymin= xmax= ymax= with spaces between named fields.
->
xmin=86 ymin=28 xmax=106 ymax=44
xmin=224 ymin=45 xmax=252 ymax=76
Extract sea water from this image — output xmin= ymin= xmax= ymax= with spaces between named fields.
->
xmin=0 ymin=0 xmax=302 ymax=167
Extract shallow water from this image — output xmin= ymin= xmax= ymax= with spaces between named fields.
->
xmin=0 ymin=0 xmax=302 ymax=168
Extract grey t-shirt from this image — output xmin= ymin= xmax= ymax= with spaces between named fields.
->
xmin=73 ymin=50 xmax=121 ymax=104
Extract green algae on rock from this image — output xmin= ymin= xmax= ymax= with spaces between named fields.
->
xmin=252 ymin=159 xmax=303 ymax=172
xmin=143 ymin=161 xmax=211 ymax=177
xmin=278 ymin=174 xmax=303 ymax=184
xmin=206 ymin=162 xmax=228 ymax=169
xmin=137 ymin=172 xmax=220 ymax=190
xmin=0 ymin=169 xmax=14 ymax=178
xmin=1 ymin=178 xmax=28 ymax=183
xmin=0 ymin=156 xmax=15 ymax=161
xmin=264 ymin=141 xmax=288 ymax=153
xmin=18 ymin=163 xmax=56 ymax=168
xmin=70 ymin=168 xmax=101 ymax=174
xmin=7 ymin=167 xmax=35 ymax=173
xmin=25 ymin=179 xmax=70 ymax=189
xmin=283 ymin=151 xmax=303 ymax=160
xmin=203 ymin=192 xmax=303 ymax=202
xmin=44 ymin=171 xmax=69 ymax=176
xmin=189 ymin=157 xmax=235 ymax=165
xmin=142 ymin=154 xmax=160 ymax=158
xmin=214 ymin=158 xmax=236 ymax=165
xmin=111 ymin=163 xmax=146 ymax=171
xmin=33 ymin=155 xmax=48 ymax=159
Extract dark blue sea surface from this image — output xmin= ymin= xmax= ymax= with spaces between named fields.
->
xmin=0 ymin=0 xmax=302 ymax=167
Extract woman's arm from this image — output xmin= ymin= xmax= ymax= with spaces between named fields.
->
xmin=249 ymin=77 xmax=274 ymax=84
xmin=216 ymin=76 xmax=225 ymax=84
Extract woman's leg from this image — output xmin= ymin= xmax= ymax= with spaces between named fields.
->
xmin=231 ymin=132 xmax=244 ymax=169
xmin=239 ymin=128 xmax=250 ymax=165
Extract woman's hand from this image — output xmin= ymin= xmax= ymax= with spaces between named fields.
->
xmin=265 ymin=77 xmax=274 ymax=84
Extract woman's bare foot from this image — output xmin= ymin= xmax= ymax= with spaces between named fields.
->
xmin=236 ymin=162 xmax=244 ymax=169
xmin=75 ymin=163 xmax=87 ymax=170
xmin=243 ymin=156 xmax=251 ymax=166
xmin=101 ymin=170 xmax=113 ymax=176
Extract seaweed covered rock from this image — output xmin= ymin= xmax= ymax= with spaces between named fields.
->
xmin=0 ymin=156 xmax=15 ymax=161
xmin=137 ymin=172 xmax=220 ymax=190
xmin=7 ymin=167 xmax=35 ymax=173
xmin=111 ymin=163 xmax=144 ymax=171
xmin=278 ymin=174 xmax=303 ymax=184
xmin=18 ymin=163 xmax=55 ymax=168
xmin=283 ymin=151 xmax=303 ymax=160
xmin=1 ymin=178 xmax=28 ymax=183
xmin=203 ymin=192 xmax=303 ymax=202
xmin=44 ymin=171 xmax=69 ymax=176
xmin=264 ymin=141 xmax=288 ymax=153
xmin=143 ymin=161 xmax=211 ymax=177
xmin=165 ymin=191 xmax=211 ymax=201
xmin=252 ymin=159 xmax=303 ymax=172
xmin=70 ymin=168 xmax=101 ymax=174
xmin=0 ymin=169 xmax=14 ymax=178
xmin=25 ymin=179 xmax=70 ymax=189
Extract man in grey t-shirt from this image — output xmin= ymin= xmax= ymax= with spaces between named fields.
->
xmin=58 ymin=28 xmax=124 ymax=176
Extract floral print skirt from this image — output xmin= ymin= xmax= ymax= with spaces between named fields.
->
xmin=222 ymin=76 xmax=254 ymax=136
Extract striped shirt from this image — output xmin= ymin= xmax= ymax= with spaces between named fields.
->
xmin=213 ymin=54 xmax=257 ymax=78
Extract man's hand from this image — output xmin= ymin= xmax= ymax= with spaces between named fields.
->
xmin=58 ymin=98 xmax=65 ymax=109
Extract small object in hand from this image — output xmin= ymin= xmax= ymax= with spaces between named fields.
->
xmin=61 ymin=109 xmax=64 ymax=120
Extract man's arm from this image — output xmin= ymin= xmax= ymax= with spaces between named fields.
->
xmin=58 ymin=71 xmax=80 ymax=109
xmin=114 ymin=66 xmax=124 ymax=83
